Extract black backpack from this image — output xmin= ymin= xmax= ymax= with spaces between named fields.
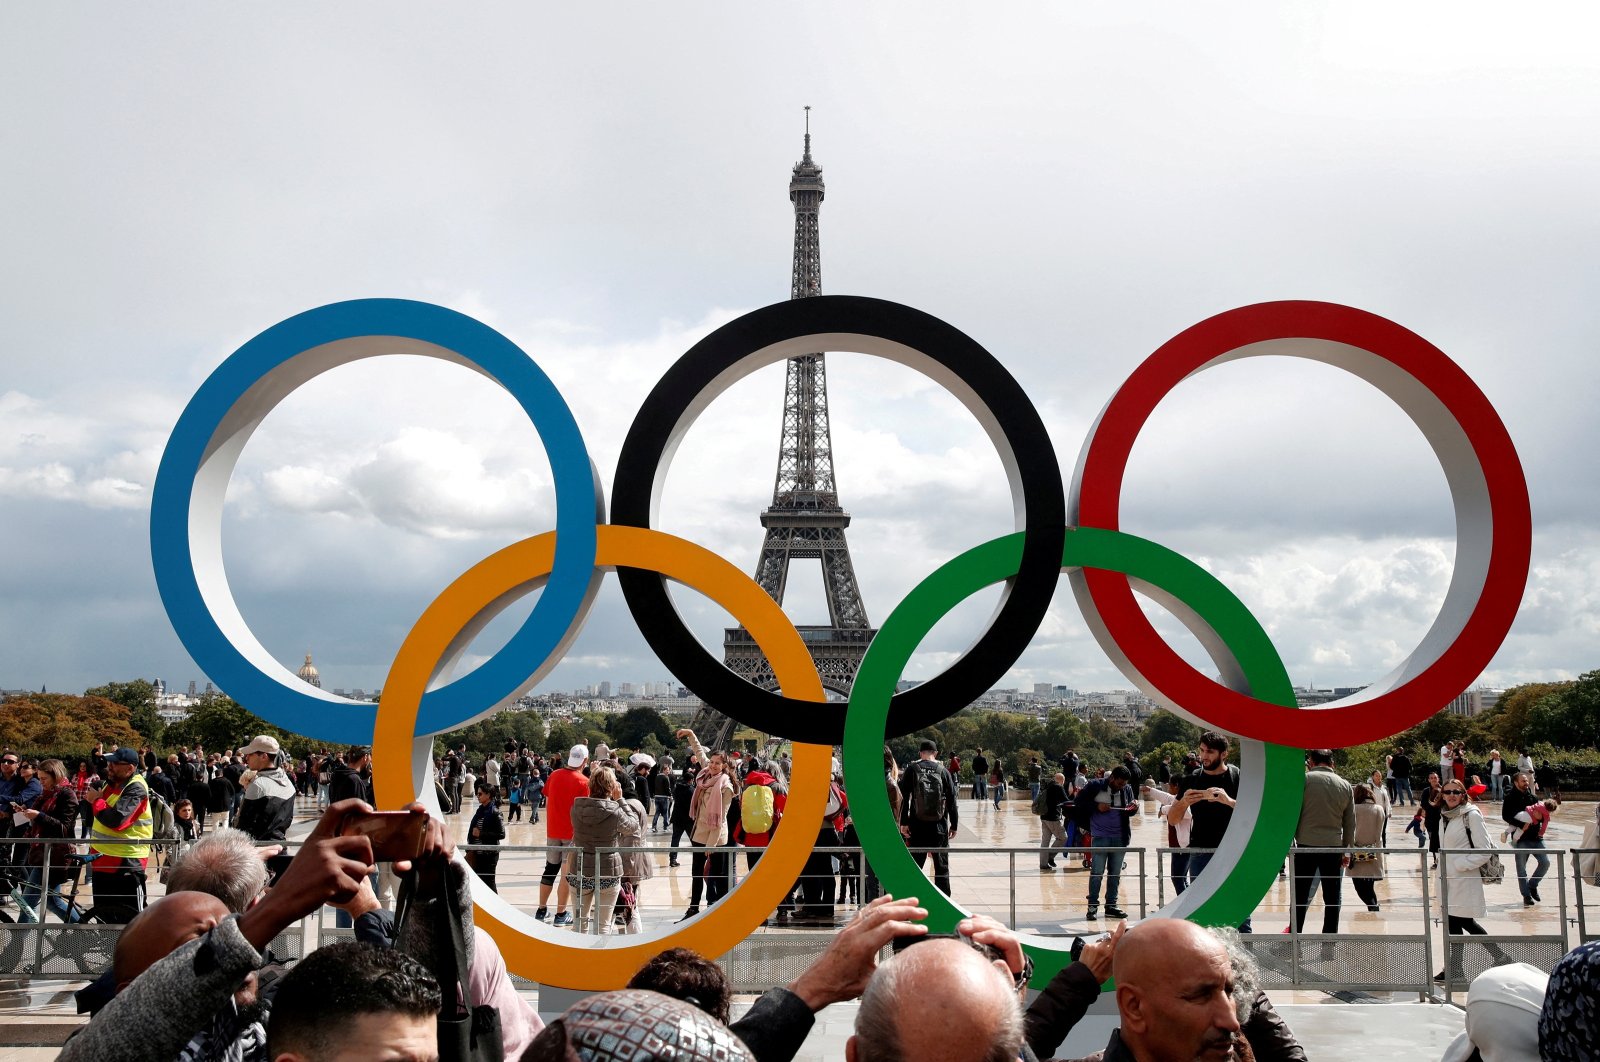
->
xmin=911 ymin=761 xmax=946 ymax=823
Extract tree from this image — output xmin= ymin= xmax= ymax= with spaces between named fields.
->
xmin=0 ymin=693 xmax=141 ymax=759
xmin=162 ymin=694 xmax=295 ymax=756
xmin=1487 ymin=682 xmax=1571 ymax=751
xmin=1139 ymin=709 xmax=1200 ymax=752
xmin=609 ymin=706 xmax=673 ymax=751
xmin=85 ymin=679 xmax=163 ymax=745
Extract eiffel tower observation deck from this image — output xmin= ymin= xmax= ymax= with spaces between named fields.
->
xmin=701 ymin=111 xmax=877 ymax=751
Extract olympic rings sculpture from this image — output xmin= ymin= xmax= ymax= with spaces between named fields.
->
xmin=151 ymin=294 xmax=1530 ymax=990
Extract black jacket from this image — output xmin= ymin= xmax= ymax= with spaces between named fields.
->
xmin=1038 ymin=780 xmax=1070 ymax=822
xmin=327 ymin=760 xmax=370 ymax=806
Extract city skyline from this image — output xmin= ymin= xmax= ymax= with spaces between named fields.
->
xmin=4 ymin=8 xmax=1598 ymax=737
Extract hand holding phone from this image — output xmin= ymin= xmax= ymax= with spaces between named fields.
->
xmin=339 ymin=810 xmax=427 ymax=863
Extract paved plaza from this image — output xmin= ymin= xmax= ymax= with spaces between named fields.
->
xmin=5 ymin=787 xmax=1594 ymax=1059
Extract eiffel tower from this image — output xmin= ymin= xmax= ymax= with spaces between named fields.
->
xmin=694 ymin=111 xmax=877 ymax=752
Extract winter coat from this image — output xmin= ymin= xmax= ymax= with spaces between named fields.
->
xmin=1348 ymin=802 xmax=1387 ymax=880
xmin=567 ymin=796 xmax=628 ymax=882
xmin=24 ymin=785 xmax=81 ymax=888
xmin=618 ymin=797 xmax=655 ymax=882
xmin=1439 ymin=804 xmax=1494 ymax=919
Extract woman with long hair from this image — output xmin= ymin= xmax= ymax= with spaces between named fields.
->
xmin=1435 ymin=778 xmax=1509 ymax=985
xmin=566 ymin=766 xmax=629 ymax=934
xmin=1349 ymin=783 xmax=1388 ymax=912
xmin=677 ymin=728 xmax=737 ymax=920
xmin=16 ymin=759 xmax=80 ymax=923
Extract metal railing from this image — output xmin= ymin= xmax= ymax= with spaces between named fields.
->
xmin=2 ymin=835 xmax=1592 ymax=1000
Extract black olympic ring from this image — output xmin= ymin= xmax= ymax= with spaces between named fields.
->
xmin=611 ymin=295 xmax=1065 ymax=744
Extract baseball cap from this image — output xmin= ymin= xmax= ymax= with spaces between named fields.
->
xmin=108 ymin=747 xmax=141 ymax=766
xmin=567 ymin=744 xmax=589 ymax=768
xmin=237 ymin=735 xmax=281 ymax=758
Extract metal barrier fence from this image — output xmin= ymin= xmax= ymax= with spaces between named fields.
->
xmin=3 ymin=835 xmax=1593 ymax=999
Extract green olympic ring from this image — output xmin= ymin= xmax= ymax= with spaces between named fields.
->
xmin=843 ymin=526 xmax=1303 ymax=988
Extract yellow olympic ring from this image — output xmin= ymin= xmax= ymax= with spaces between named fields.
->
xmin=373 ymin=524 xmax=831 ymax=989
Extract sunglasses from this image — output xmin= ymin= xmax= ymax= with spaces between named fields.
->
xmin=1 ymin=759 xmax=17 ymax=766
xmin=1443 ymin=789 xmax=1466 ymax=795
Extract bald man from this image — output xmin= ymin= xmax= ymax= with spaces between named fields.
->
xmin=1106 ymin=919 xmax=1244 ymax=1061
xmin=847 ymin=936 xmax=1024 ymax=1062
xmin=112 ymin=891 xmax=233 ymax=993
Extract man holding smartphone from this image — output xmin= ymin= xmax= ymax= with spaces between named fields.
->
xmin=1172 ymin=731 xmax=1251 ymax=932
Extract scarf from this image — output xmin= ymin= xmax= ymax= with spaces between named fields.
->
xmin=1540 ymin=941 xmax=1600 ymax=1062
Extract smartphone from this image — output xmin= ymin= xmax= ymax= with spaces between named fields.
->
xmin=1070 ymin=932 xmax=1109 ymax=963
xmin=339 ymin=810 xmax=427 ymax=862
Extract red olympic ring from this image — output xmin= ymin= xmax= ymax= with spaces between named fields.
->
xmin=1070 ymin=300 xmax=1531 ymax=748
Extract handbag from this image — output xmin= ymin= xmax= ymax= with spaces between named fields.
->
xmin=395 ymin=867 xmax=504 ymax=1062
xmin=1463 ymin=811 xmax=1505 ymax=886
xmin=1350 ymin=844 xmax=1380 ymax=864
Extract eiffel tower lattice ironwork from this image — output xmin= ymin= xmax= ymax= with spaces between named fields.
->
xmin=694 ymin=112 xmax=877 ymax=751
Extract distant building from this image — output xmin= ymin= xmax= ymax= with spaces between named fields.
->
xmin=296 ymin=653 xmax=321 ymax=689
xmin=1446 ymin=687 xmax=1501 ymax=718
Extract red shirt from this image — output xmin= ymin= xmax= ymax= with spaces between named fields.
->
xmin=543 ymin=767 xmax=589 ymax=841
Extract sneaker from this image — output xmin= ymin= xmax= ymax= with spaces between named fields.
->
xmin=534 ymin=907 xmax=549 ymax=922
xmin=1531 ymin=885 xmax=1542 ymax=902
xmin=1086 ymin=906 xmax=1099 ymax=919
xmin=553 ymin=911 xmax=573 ymax=927
xmin=1524 ymin=897 xmax=1536 ymax=907
xmin=1104 ymin=905 xmax=1128 ymax=919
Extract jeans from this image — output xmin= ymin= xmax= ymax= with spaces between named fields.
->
xmin=652 ymin=796 xmax=671 ymax=831
xmin=1290 ymin=850 xmax=1345 ymax=934
xmin=1169 ymin=850 xmax=1191 ymax=895
xmin=1188 ymin=851 xmax=1252 ymax=932
xmin=18 ymin=866 xmax=79 ymax=923
xmin=1394 ymin=777 xmax=1414 ymax=805
xmin=973 ymin=777 xmax=987 ymax=800
xmin=1514 ymin=835 xmax=1550 ymax=900
xmin=1029 ymin=782 xmax=1041 ymax=803
xmin=1489 ymin=774 xmax=1504 ymax=800
xmin=1086 ymin=839 xmax=1125 ymax=907
xmin=992 ymin=785 xmax=1003 ymax=809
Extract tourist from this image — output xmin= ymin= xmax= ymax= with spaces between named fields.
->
xmin=1436 ymin=778 xmax=1509 ymax=986
xmin=1487 ymin=749 xmax=1506 ymax=800
xmin=566 ymin=765 xmax=629 ymax=934
xmin=535 ymin=743 xmax=589 ymax=926
xmin=1037 ymin=771 xmax=1070 ymax=870
xmin=173 ymin=799 xmax=198 ymax=842
xmin=1423 ymin=771 xmax=1445 ymax=867
xmin=1501 ymin=771 xmax=1550 ymax=907
xmin=971 ymin=747 xmax=989 ymax=802
xmin=265 ymin=941 xmax=440 ymax=1062
xmin=1173 ymin=731 xmax=1251 ymax=931
xmin=616 ymin=772 xmax=654 ymax=933
xmin=898 ymin=739 xmax=960 ymax=900
xmin=15 ymin=758 xmax=80 ymax=923
xmin=1349 ymin=784 xmax=1388 ymax=912
xmin=1291 ymin=749 xmax=1355 ymax=936
xmin=465 ymin=781 xmax=505 ymax=893
xmin=1367 ymin=768 xmax=1392 ymax=845
xmin=680 ymin=728 xmax=738 ymax=919
xmin=1079 ymin=765 xmax=1137 ymax=921
xmin=326 ymin=745 xmax=372 ymax=806
xmin=989 ymin=758 xmax=1006 ymax=809
xmin=1390 ymin=746 xmax=1414 ymax=805
xmin=1143 ymin=778 xmax=1192 ymax=895
xmin=235 ymin=736 xmax=295 ymax=883
xmin=625 ymin=947 xmax=733 ymax=1025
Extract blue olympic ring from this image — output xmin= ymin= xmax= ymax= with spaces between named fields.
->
xmin=150 ymin=299 xmax=602 ymax=742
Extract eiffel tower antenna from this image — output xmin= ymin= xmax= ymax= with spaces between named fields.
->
xmin=694 ymin=111 xmax=878 ymax=752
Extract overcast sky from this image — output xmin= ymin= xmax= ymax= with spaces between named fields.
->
xmin=4 ymin=4 xmax=1597 ymax=729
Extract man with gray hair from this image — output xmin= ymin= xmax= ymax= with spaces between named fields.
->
xmin=164 ymin=827 xmax=273 ymax=913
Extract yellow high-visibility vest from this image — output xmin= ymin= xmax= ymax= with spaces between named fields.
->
xmin=90 ymin=773 xmax=153 ymax=862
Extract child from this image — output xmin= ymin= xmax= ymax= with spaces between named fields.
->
xmin=1405 ymin=807 xmax=1426 ymax=847
xmin=507 ymin=780 xmax=523 ymax=822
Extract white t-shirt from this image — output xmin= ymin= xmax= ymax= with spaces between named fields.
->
xmin=1440 ymin=744 xmax=1454 ymax=770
